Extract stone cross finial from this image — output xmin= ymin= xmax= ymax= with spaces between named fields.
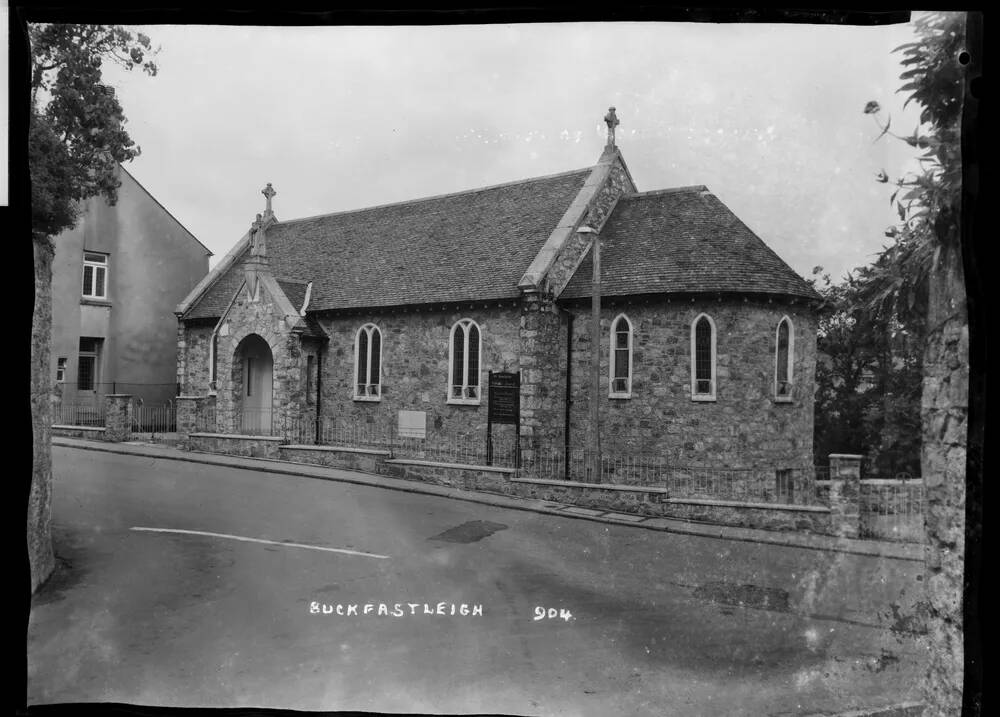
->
xmin=262 ymin=183 xmax=276 ymax=216
xmin=604 ymin=106 xmax=620 ymax=147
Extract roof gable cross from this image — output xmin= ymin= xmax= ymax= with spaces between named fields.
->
xmin=262 ymin=182 xmax=276 ymax=218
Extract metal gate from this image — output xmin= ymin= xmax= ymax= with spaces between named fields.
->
xmin=130 ymin=401 xmax=178 ymax=441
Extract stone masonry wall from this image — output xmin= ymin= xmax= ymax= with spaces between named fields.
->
xmin=545 ymin=160 xmax=634 ymax=297
xmin=584 ymin=162 xmax=633 ymax=232
xmin=518 ymin=295 xmax=568 ymax=451
xmin=188 ymin=433 xmax=285 ymax=459
xmin=178 ymin=322 xmax=215 ymax=395
xmin=213 ymin=282 xmax=303 ymax=434
xmin=314 ymin=305 xmax=522 ymax=448
xmin=519 ymin=155 xmax=633 ymax=453
xmin=564 ymin=297 xmax=817 ymax=469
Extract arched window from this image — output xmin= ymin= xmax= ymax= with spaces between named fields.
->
xmin=449 ymin=319 xmax=481 ymax=403
xmin=354 ymin=324 xmax=382 ymax=400
xmin=609 ymin=314 xmax=633 ymax=398
xmin=775 ymin=316 xmax=794 ymax=400
xmin=690 ymin=313 xmax=716 ymax=400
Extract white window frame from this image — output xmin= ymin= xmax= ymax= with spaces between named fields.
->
xmin=82 ymin=252 xmax=109 ymax=300
xmin=353 ymin=324 xmax=383 ymax=401
xmin=447 ymin=318 xmax=482 ymax=405
xmin=56 ymin=357 xmax=67 ymax=382
xmin=774 ymin=316 xmax=794 ymax=402
xmin=608 ymin=313 xmax=633 ymax=399
xmin=690 ymin=313 xmax=717 ymax=401
xmin=77 ymin=338 xmax=101 ymax=392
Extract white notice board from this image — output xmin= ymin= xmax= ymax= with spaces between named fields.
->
xmin=397 ymin=410 xmax=427 ymax=438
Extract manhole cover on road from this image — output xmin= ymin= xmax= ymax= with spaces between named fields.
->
xmin=693 ymin=581 xmax=791 ymax=612
xmin=428 ymin=521 xmax=509 ymax=544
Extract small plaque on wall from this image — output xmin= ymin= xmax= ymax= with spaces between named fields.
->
xmin=398 ymin=410 xmax=427 ymax=438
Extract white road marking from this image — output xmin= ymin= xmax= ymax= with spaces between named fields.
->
xmin=130 ymin=527 xmax=390 ymax=560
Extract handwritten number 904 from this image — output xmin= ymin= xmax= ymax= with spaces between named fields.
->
xmin=533 ymin=606 xmax=573 ymax=621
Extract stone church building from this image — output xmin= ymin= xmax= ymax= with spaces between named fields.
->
xmin=175 ymin=109 xmax=821 ymax=475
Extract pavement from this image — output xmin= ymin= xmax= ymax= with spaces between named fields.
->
xmin=51 ymin=436 xmax=924 ymax=562
xmin=28 ymin=441 xmax=929 ymax=716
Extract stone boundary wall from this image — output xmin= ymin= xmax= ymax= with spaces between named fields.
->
xmin=280 ymin=445 xmax=389 ymax=475
xmin=660 ymin=499 xmax=830 ymax=533
xmin=80 ymin=406 xmax=869 ymax=539
xmin=188 ymin=432 xmax=285 ymax=459
xmin=382 ymin=459 xmax=514 ymax=493
xmin=52 ymin=425 xmax=107 ymax=440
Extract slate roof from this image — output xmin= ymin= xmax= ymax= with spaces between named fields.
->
xmin=183 ymin=169 xmax=593 ymax=319
xmin=274 ymin=278 xmax=328 ymax=339
xmin=276 ymin=278 xmax=309 ymax=312
xmin=559 ymin=187 xmax=821 ymax=302
xmin=301 ymin=315 xmax=329 ymax=340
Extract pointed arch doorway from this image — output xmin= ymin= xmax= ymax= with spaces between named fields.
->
xmin=234 ymin=334 xmax=274 ymax=434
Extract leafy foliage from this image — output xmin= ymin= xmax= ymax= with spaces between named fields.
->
xmin=860 ymin=12 xmax=964 ymax=318
xmin=812 ymin=12 xmax=967 ymax=475
xmin=28 ymin=24 xmax=159 ymax=242
xmin=812 ymin=267 xmax=923 ymax=477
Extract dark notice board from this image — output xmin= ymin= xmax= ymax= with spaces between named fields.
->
xmin=488 ymin=371 xmax=519 ymax=425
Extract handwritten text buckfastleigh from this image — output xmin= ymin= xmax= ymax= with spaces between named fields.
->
xmin=309 ymin=602 xmax=484 ymax=617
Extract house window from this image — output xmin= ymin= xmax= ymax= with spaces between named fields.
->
xmin=775 ymin=468 xmax=794 ymax=503
xmin=354 ymin=324 xmax=382 ymax=400
xmin=82 ymin=252 xmax=108 ymax=299
xmin=448 ymin=318 xmax=481 ymax=404
xmin=775 ymin=317 xmax=794 ymax=400
xmin=690 ymin=314 xmax=716 ymax=400
xmin=56 ymin=358 xmax=67 ymax=382
xmin=609 ymin=313 xmax=632 ymax=398
xmin=77 ymin=337 xmax=102 ymax=391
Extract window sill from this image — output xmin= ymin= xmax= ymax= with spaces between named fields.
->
xmin=352 ymin=395 xmax=382 ymax=402
xmin=80 ymin=297 xmax=111 ymax=307
xmin=447 ymin=398 xmax=481 ymax=407
xmin=690 ymin=394 xmax=717 ymax=402
xmin=773 ymin=396 xmax=794 ymax=404
xmin=608 ymin=392 xmax=631 ymax=400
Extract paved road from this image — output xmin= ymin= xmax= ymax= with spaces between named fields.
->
xmin=29 ymin=446 xmax=928 ymax=716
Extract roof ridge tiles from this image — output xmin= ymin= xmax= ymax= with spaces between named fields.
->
xmin=278 ymin=166 xmax=595 ymax=226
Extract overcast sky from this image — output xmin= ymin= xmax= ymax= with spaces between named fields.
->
xmin=97 ymin=20 xmax=926 ymax=282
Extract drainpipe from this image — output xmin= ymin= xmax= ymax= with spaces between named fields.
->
xmin=315 ymin=346 xmax=323 ymax=444
xmin=564 ymin=309 xmax=574 ymax=480
xmin=209 ymin=279 xmax=246 ymax=393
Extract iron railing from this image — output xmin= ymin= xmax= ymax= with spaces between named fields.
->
xmin=195 ymin=404 xmax=218 ymax=433
xmin=522 ymin=450 xmax=819 ymax=505
xmin=196 ymin=408 xmax=839 ymax=507
xmin=53 ymin=400 xmax=106 ymax=427
xmin=859 ymin=478 xmax=925 ymax=542
xmin=130 ymin=401 xmax=177 ymax=435
xmin=282 ymin=415 xmax=522 ymax=467
xmin=232 ymin=407 xmax=278 ymax=436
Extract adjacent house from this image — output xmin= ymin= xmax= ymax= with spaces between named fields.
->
xmin=175 ymin=109 xmax=820 ymax=476
xmin=51 ymin=163 xmax=212 ymax=417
